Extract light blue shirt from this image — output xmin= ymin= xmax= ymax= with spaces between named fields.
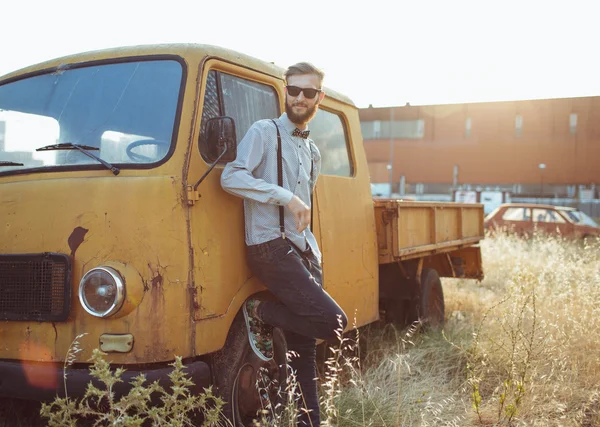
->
xmin=221 ymin=113 xmax=322 ymax=262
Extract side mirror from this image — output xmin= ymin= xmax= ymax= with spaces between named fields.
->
xmin=206 ymin=116 xmax=237 ymax=163
xmin=191 ymin=117 xmax=238 ymax=195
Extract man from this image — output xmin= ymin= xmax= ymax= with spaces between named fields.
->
xmin=220 ymin=62 xmax=348 ymax=426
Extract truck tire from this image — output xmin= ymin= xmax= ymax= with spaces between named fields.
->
xmin=211 ymin=311 xmax=288 ymax=426
xmin=419 ymin=268 xmax=445 ymax=327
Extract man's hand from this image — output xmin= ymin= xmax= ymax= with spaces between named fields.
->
xmin=287 ymin=195 xmax=311 ymax=232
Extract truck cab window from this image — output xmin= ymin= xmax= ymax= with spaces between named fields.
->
xmin=199 ymin=70 xmax=278 ymax=163
xmin=310 ymin=109 xmax=353 ymax=177
xmin=0 ymin=59 xmax=183 ymax=174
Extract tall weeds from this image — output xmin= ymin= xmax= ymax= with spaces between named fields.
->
xmin=320 ymin=232 xmax=600 ymax=426
xmin=2 ymin=231 xmax=596 ymax=426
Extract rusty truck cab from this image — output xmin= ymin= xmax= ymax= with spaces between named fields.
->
xmin=0 ymin=44 xmax=380 ymax=408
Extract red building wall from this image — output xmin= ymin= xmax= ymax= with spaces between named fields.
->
xmin=359 ymin=96 xmax=600 ymax=187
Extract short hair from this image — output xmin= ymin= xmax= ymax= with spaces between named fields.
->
xmin=284 ymin=62 xmax=325 ymax=88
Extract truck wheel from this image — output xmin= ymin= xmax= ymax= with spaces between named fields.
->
xmin=211 ymin=311 xmax=288 ymax=426
xmin=419 ymin=268 xmax=445 ymax=327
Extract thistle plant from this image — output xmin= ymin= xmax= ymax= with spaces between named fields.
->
xmin=40 ymin=349 xmax=226 ymax=426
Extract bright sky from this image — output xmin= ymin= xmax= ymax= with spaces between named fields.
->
xmin=1 ymin=0 xmax=599 ymax=108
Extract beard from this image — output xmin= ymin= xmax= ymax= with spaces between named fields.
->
xmin=285 ymin=96 xmax=319 ymax=125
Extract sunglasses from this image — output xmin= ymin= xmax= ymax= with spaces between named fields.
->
xmin=286 ymin=85 xmax=322 ymax=99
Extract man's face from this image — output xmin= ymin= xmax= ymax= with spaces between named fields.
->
xmin=285 ymin=73 xmax=325 ymax=126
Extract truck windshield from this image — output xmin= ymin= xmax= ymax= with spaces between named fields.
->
xmin=0 ymin=59 xmax=183 ymax=174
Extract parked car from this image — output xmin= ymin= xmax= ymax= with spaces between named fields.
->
xmin=484 ymin=203 xmax=600 ymax=239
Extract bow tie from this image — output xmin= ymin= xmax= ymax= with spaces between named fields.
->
xmin=292 ymin=128 xmax=310 ymax=139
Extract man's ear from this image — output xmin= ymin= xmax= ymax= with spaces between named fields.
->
xmin=318 ymin=91 xmax=325 ymax=103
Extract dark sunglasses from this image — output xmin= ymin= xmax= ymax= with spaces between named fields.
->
xmin=286 ymin=85 xmax=322 ymax=99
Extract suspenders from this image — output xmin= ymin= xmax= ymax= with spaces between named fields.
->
xmin=272 ymin=120 xmax=286 ymax=239
xmin=271 ymin=119 xmax=313 ymax=240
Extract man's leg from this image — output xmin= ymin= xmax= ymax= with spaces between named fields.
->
xmin=247 ymin=238 xmax=348 ymax=341
xmin=285 ymin=331 xmax=320 ymax=427
xmin=246 ymin=238 xmax=347 ymax=427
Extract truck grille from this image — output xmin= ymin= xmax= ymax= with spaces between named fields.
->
xmin=0 ymin=253 xmax=71 ymax=321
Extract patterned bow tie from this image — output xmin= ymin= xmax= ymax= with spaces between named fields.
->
xmin=292 ymin=128 xmax=310 ymax=139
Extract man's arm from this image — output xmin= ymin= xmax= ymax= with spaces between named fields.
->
xmin=221 ymin=122 xmax=294 ymax=206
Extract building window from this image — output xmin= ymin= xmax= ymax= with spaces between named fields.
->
xmin=515 ymin=115 xmax=523 ymax=137
xmin=569 ymin=113 xmax=577 ymax=135
xmin=360 ymin=121 xmax=374 ymax=139
xmin=373 ymin=120 xmax=381 ymax=138
xmin=465 ymin=117 xmax=471 ymax=138
xmin=360 ymin=119 xmax=424 ymax=139
xmin=389 ymin=119 xmax=424 ymax=139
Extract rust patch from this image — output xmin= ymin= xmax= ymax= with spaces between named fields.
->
xmin=190 ymin=286 xmax=200 ymax=310
xmin=151 ymin=273 xmax=163 ymax=289
xmin=138 ymin=272 xmax=150 ymax=292
xmin=146 ymin=262 xmax=167 ymax=360
xmin=68 ymin=226 xmax=88 ymax=257
xmin=148 ymin=262 xmax=165 ymax=290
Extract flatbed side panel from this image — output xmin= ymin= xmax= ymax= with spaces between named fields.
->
xmin=449 ymin=246 xmax=484 ymax=280
xmin=462 ymin=206 xmax=485 ymax=238
xmin=374 ymin=200 xmax=485 ymax=263
xmin=397 ymin=206 xmax=433 ymax=249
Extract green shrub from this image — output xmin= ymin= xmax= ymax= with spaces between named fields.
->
xmin=40 ymin=349 xmax=226 ymax=426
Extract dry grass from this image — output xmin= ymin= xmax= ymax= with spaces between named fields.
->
xmin=461 ymin=232 xmax=600 ymax=426
xmin=327 ymin=231 xmax=600 ymax=426
xmin=2 ymin=232 xmax=599 ymax=426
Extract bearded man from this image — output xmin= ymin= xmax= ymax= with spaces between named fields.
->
xmin=221 ymin=62 xmax=348 ymax=427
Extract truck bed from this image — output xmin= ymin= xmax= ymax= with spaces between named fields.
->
xmin=374 ymin=200 xmax=485 ymax=264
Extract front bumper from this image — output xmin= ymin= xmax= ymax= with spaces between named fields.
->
xmin=0 ymin=358 xmax=211 ymax=401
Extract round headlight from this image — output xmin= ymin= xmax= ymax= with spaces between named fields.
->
xmin=79 ymin=267 xmax=125 ymax=317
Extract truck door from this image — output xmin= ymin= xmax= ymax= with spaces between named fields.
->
xmin=186 ymin=61 xmax=282 ymax=320
xmin=309 ymin=105 xmax=379 ymax=329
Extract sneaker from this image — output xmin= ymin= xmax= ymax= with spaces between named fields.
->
xmin=243 ymin=298 xmax=274 ymax=361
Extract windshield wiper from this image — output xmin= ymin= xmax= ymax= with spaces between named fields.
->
xmin=36 ymin=143 xmax=120 ymax=175
xmin=0 ymin=161 xmax=24 ymax=166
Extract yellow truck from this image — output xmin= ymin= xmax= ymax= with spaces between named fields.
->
xmin=0 ymin=44 xmax=483 ymax=423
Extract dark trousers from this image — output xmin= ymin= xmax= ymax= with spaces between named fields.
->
xmin=247 ymin=237 xmax=348 ymax=427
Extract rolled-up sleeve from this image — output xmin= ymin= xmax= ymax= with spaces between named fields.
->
xmin=221 ymin=123 xmax=294 ymax=205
